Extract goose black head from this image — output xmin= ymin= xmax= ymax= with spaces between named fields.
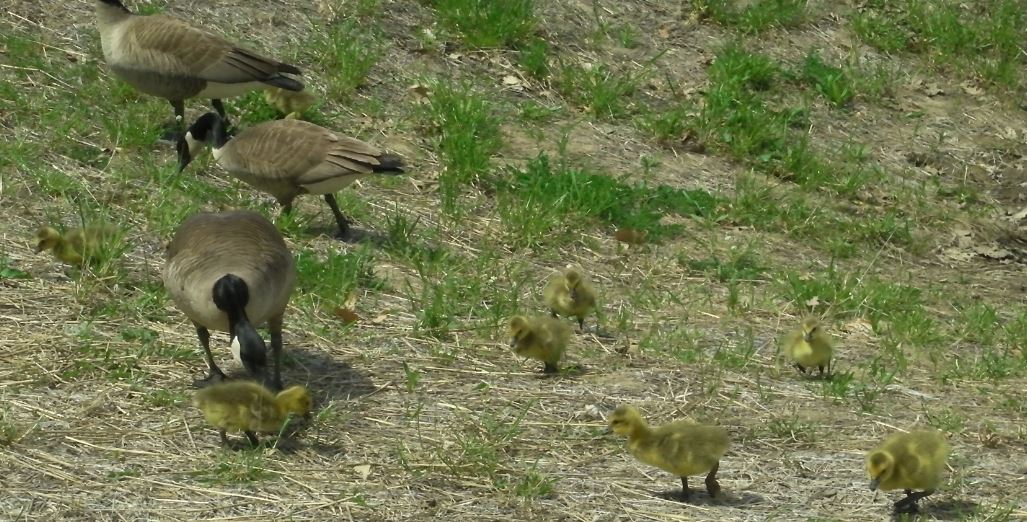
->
xmin=178 ymin=112 xmax=228 ymax=172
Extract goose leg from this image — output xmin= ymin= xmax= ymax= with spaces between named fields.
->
xmin=210 ymin=99 xmax=232 ymax=129
xmin=193 ymin=325 xmax=228 ymax=388
xmin=161 ymin=99 xmax=186 ymax=143
xmin=705 ymin=462 xmax=721 ymax=498
xmin=267 ymin=315 xmax=285 ymax=392
xmin=323 ymin=193 xmax=352 ymax=238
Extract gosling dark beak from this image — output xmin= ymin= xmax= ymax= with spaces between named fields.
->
xmin=869 ymin=478 xmax=880 ymax=491
xmin=570 ymin=288 xmax=578 ymax=301
xmin=34 ymin=243 xmax=44 ymax=253
xmin=803 ymin=331 xmax=813 ymax=343
xmin=508 ymin=338 xmax=516 ymax=348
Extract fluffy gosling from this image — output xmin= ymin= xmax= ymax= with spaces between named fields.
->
xmin=866 ymin=429 xmax=949 ymax=514
xmin=35 ymin=225 xmax=119 ymax=265
xmin=542 ymin=266 xmax=597 ymax=330
xmin=609 ymin=405 xmax=729 ymax=501
xmin=782 ymin=317 xmax=833 ymax=377
xmin=507 ymin=315 xmax=571 ymax=374
xmin=194 ymin=381 xmax=311 ymax=448
xmin=264 ymin=87 xmax=316 ymax=119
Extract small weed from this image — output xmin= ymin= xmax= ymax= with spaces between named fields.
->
xmin=0 ymin=408 xmax=17 ymax=446
xmin=698 ymin=0 xmax=807 ymax=34
xmin=493 ymin=153 xmax=720 ymax=247
xmin=402 ymin=361 xmax=422 ymax=393
xmin=635 ymin=103 xmax=698 ymax=145
xmin=684 ymin=246 xmax=767 ymax=283
xmin=311 ymin=20 xmax=382 ymax=99
xmin=194 ymin=451 xmax=270 ymax=484
xmin=820 ymin=370 xmax=855 ymax=402
xmin=423 ymin=81 xmax=502 ymax=213
xmin=555 ymin=62 xmax=642 ymax=120
xmin=295 ymin=246 xmax=381 ymax=309
xmin=0 ymin=258 xmax=30 ymax=280
xmin=802 ymin=51 xmax=854 ymax=107
xmin=851 ymin=11 xmax=909 ymax=52
xmin=517 ymin=38 xmax=550 ymax=79
xmin=431 ymin=0 xmax=536 ymax=48
xmin=513 ymin=462 xmax=557 ymax=498
xmin=144 ymin=389 xmax=188 ymax=407
xmin=924 ymin=406 xmax=965 ymax=433
xmin=766 ymin=413 xmax=817 ymax=442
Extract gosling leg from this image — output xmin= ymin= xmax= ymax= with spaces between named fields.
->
xmin=679 ymin=476 xmax=691 ymax=501
xmin=244 ymin=431 xmax=260 ymax=448
xmin=705 ymin=461 xmax=722 ymax=498
xmin=793 ymin=363 xmax=807 ymax=374
xmin=894 ymin=489 xmax=933 ymax=513
xmin=193 ymin=325 xmax=228 ymax=388
xmin=218 ymin=428 xmax=230 ymax=447
xmin=542 ymin=362 xmax=559 ymax=375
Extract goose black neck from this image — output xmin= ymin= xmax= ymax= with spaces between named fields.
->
xmin=190 ymin=112 xmax=231 ymax=150
xmin=98 ymin=0 xmax=130 ymax=13
xmin=213 ymin=274 xmax=268 ymax=375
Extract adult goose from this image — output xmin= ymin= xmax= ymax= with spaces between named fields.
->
xmin=178 ymin=112 xmax=405 ymax=238
xmin=163 ymin=210 xmax=296 ymax=390
xmin=94 ymin=0 xmax=302 ymax=137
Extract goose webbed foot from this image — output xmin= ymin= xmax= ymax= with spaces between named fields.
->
xmin=192 ymin=368 xmax=228 ymax=388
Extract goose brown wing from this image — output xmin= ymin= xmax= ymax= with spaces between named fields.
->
xmin=226 ymin=120 xmax=385 ymax=183
xmin=129 ymin=15 xmax=292 ymax=83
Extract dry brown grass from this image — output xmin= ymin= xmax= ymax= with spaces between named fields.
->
xmin=2 ymin=0 xmax=1026 ymax=520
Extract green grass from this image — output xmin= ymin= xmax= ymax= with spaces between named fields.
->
xmin=801 ymin=51 xmax=854 ymax=107
xmin=853 ymin=0 xmax=1027 ymax=90
xmin=295 ymin=246 xmax=382 ymax=310
xmin=422 ymin=81 xmax=502 ymax=213
xmin=491 ymin=153 xmax=720 ymax=248
xmin=698 ymin=0 xmax=807 ymax=33
xmin=430 ymin=0 xmax=537 ymax=48
xmin=555 ymin=62 xmax=642 ymax=120
xmin=311 ymin=19 xmax=383 ymax=99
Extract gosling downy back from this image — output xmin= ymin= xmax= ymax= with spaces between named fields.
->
xmin=508 ymin=315 xmax=571 ymax=374
xmin=163 ymin=210 xmax=296 ymax=389
xmin=264 ymin=87 xmax=316 ymax=119
xmin=542 ymin=266 xmax=597 ymax=329
xmin=178 ymin=112 xmax=405 ymax=237
xmin=782 ymin=316 xmax=833 ymax=376
xmin=95 ymin=0 xmax=302 ymax=123
xmin=35 ymin=225 xmax=120 ymax=265
xmin=194 ymin=381 xmax=311 ymax=446
xmin=608 ymin=405 xmax=729 ymax=500
xmin=867 ymin=430 xmax=949 ymax=492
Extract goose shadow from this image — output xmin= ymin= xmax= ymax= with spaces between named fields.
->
xmin=278 ymin=345 xmax=377 ymax=402
xmin=901 ymin=499 xmax=980 ymax=521
xmin=649 ymin=489 xmax=763 ymax=506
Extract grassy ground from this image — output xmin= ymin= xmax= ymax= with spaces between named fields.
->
xmin=2 ymin=0 xmax=1026 ymax=519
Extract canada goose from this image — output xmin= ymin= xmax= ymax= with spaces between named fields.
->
xmin=163 ymin=210 xmax=296 ymax=390
xmin=609 ymin=405 xmax=729 ymax=501
xmin=508 ymin=315 xmax=571 ymax=374
xmin=866 ymin=430 xmax=950 ymax=514
xmin=194 ymin=381 xmax=311 ymax=447
xmin=781 ymin=317 xmax=833 ymax=376
xmin=35 ymin=225 xmax=120 ymax=265
xmin=178 ymin=112 xmax=404 ymax=238
xmin=264 ymin=87 xmax=316 ymax=119
xmin=94 ymin=0 xmax=302 ymax=137
xmin=542 ymin=266 xmax=597 ymax=330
